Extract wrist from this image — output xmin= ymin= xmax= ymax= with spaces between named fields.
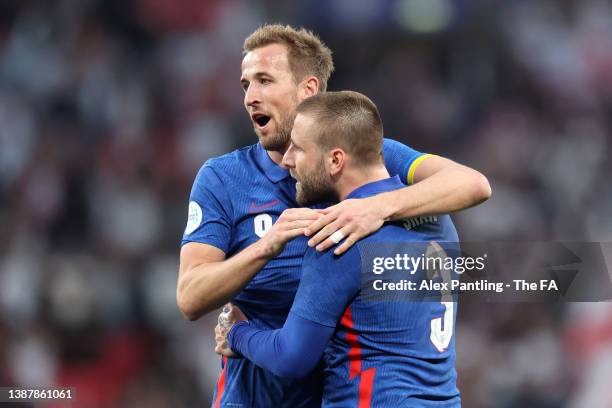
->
xmin=228 ymin=321 xmax=250 ymax=354
xmin=252 ymin=239 xmax=277 ymax=261
xmin=374 ymin=192 xmax=396 ymax=221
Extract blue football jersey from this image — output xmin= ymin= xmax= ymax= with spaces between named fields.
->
xmin=182 ymin=140 xmax=427 ymax=408
xmin=290 ymin=176 xmax=461 ymax=408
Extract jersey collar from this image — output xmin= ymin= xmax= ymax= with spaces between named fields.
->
xmin=255 ymin=143 xmax=291 ymax=183
xmin=346 ymin=175 xmax=404 ymax=199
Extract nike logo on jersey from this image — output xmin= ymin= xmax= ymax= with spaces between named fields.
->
xmin=249 ymin=199 xmax=281 ymax=214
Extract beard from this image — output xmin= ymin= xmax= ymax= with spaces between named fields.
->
xmin=296 ymin=158 xmax=339 ymax=206
xmin=257 ymin=106 xmax=296 ymax=152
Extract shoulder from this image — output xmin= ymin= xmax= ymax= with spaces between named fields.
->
xmin=362 ymin=222 xmax=407 ymax=242
xmin=300 ymin=247 xmax=361 ymax=294
xmin=202 ymin=144 xmax=256 ymax=172
xmin=194 ymin=144 xmax=257 ymax=182
xmin=304 ymin=245 xmax=362 ymax=273
xmin=382 ymin=137 xmax=406 ymax=149
xmin=382 ymin=137 xmax=423 ymax=154
xmin=382 ymin=137 xmax=397 ymax=149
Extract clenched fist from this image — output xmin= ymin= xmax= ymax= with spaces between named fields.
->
xmin=215 ymin=303 xmax=248 ymax=357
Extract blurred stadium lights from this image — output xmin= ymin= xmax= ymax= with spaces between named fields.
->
xmin=327 ymin=0 xmax=385 ymax=32
xmin=393 ymin=0 xmax=455 ymax=33
xmin=1 ymin=0 xmax=611 ymax=406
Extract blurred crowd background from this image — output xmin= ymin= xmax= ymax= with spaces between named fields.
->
xmin=0 ymin=0 xmax=611 ymax=407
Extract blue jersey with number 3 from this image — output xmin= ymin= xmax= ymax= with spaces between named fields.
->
xmin=290 ymin=176 xmax=461 ymax=407
xmin=182 ymin=139 xmax=426 ymax=408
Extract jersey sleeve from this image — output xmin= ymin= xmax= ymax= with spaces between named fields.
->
xmin=382 ymin=138 xmax=432 ymax=185
xmin=229 ymin=313 xmax=334 ymax=379
xmin=290 ymin=247 xmax=361 ymax=327
xmin=180 ymin=162 xmax=233 ymax=253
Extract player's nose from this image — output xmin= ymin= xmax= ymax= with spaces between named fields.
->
xmin=244 ymin=85 xmax=261 ymax=108
xmin=282 ymin=148 xmax=294 ymax=168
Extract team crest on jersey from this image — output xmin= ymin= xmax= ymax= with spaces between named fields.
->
xmin=185 ymin=201 xmax=203 ymax=235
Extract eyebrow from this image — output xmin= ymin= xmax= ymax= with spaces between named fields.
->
xmin=241 ymin=71 xmax=272 ymax=82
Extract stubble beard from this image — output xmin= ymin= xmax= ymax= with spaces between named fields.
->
xmin=258 ymin=113 xmax=293 ymax=152
xmin=296 ymin=159 xmax=339 ymax=206
xmin=258 ymin=99 xmax=297 ymax=153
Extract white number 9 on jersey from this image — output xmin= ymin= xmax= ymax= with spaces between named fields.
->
xmin=426 ymin=241 xmax=455 ymax=352
xmin=254 ymin=214 xmax=273 ymax=238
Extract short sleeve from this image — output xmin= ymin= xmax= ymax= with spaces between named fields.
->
xmin=382 ymin=138 xmax=431 ymax=185
xmin=180 ymin=163 xmax=233 ymax=253
xmin=290 ymin=247 xmax=361 ymax=327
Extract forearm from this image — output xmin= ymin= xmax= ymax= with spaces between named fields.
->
xmin=229 ymin=313 xmax=332 ymax=378
xmin=179 ymin=208 xmax=320 ymax=320
xmin=178 ymin=241 xmax=274 ymax=320
xmin=229 ymin=324 xmax=297 ymax=378
xmin=381 ymin=166 xmax=491 ymax=220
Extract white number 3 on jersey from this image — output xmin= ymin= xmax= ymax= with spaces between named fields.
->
xmin=426 ymin=242 xmax=455 ymax=352
xmin=431 ymin=302 xmax=454 ymax=352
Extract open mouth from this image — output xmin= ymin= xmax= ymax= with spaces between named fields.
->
xmin=252 ymin=113 xmax=271 ymax=128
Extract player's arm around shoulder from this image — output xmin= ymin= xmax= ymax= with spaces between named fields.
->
xmin=177 ymin=208 xmax=322 ymax=321
xmin=306 ymin=155 xmax=491 ymax=255
xmin=374 ymin=153 xmax=490 ymax=226
xmin=411 ymin=154 xmax=492 ymax=208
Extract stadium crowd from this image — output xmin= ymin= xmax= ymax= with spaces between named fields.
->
xmin=0 ymin=0 xmax=611 ymax=406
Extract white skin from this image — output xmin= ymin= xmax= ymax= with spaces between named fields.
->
xmin=179 ymin=41 xmax=491 ymax=324
xmin=281 ymin=114 xmax=392 ymax=205
xmin=215 ymin=112 xmax=385 ymax=357
xmin=241 ymin=43 xmax=318 ymax=161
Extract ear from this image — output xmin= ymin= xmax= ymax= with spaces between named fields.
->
xmin=299 ymin=76 xmax=320 ymax=100
xmin=328 ymin=148 xmax=346 ymax=177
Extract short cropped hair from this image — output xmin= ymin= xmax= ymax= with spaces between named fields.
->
xmin=296 ymin=91 xmax=383 ymax=166
xmin=244 ymin=24 xmax=334 ymax=92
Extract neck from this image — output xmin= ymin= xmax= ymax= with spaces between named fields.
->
xmin=336 ymin=164 xmax=391 ymax=201
xmin=267 ymin=149 xmax=285 ymax=166
xmin=264 ymin=142 xmax=290 ymax=166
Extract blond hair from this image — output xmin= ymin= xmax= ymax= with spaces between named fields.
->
xmin=244 ymin=24 xmax=334 ymax=92
xmin=296 ymin=91 xmax=383 ymax=166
